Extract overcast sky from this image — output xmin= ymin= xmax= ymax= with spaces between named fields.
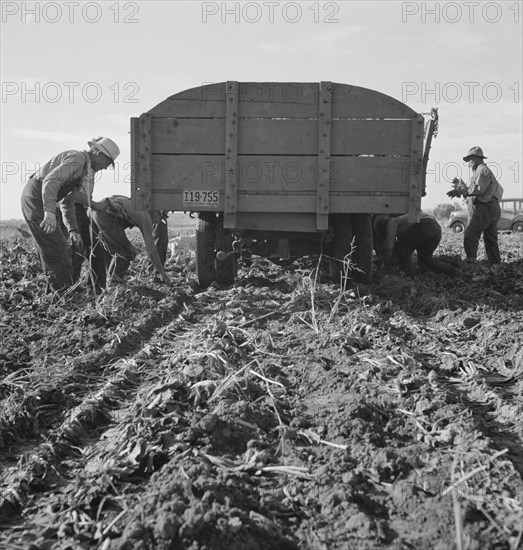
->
xmin=1 ymin=0 xmax=522 ymax=219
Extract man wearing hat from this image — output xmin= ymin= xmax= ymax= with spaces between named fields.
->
xmin=447 ymin=146 xmax=503 ymax=265
xmin=61 ymin=137 xmax=122 ymax=288
xmin=21 ymin=137 xmax=120 ymax=292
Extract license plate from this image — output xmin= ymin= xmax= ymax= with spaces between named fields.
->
xmin=182 ymin=190 xmax=219 ymax=208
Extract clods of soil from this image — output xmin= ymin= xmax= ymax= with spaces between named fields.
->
xmin=1 ymin=230 xmax=522 ymax=550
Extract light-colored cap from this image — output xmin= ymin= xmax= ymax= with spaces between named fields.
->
xmin=88 ymin=137 xmax=120 ymax=166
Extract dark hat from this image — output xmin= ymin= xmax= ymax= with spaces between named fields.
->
xmin=463 ymin=146 xmax=487 ymax=161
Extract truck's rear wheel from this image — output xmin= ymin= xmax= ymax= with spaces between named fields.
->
xmin=195 ymin=213 xmax=216 ymax=287
xmin=351 ymin=214 xmax=373 ymax=283
xmin=215 ymin=213 xmax=238 ymax=285
xmin=328 ymin=214 xmax=353 ymax=284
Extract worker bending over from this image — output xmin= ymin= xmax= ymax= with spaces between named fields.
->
xmin=91 ymin=196 xmax=170 ymax=287
xmin=374 ymin=212 xmax=458 ymax=276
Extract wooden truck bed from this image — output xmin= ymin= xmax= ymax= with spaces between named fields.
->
xmin=131 ymin=82 xmax=424 ymax=233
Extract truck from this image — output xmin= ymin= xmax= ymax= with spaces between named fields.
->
xmin=131 ymin=81 xmax=435 ymax=286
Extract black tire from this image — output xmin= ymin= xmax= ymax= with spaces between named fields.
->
xmin=452 ymin=222 xmax=465 ymax=233
xmin=351 ymin=214 xmax=373 ymax=283
xmin=215 ymin=213 xmax=238 ymax=285
xmin=195 ymin=213 xmax=216 ymax=287
xmin=512 ymin=221 xmax=523 ymax=233
xmin=328 ymin=214 xmax=353 ymax=284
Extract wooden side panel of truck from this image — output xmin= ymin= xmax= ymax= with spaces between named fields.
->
xmin=131 ymin=82 xmax=425 ymax=285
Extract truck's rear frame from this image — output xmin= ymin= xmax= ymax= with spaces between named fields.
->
xmin=131 ymin=81 xmax=426 ymax=286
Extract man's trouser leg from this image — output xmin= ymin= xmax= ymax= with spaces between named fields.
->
xmin=87 ymin=221 xmax=110 ymax=290
xmin=464 ymin=201 xmax=501 ymax=262
xmin=21 ymin=179 xmax=73 ymax=292
xmin=396 ymin=224 xmax=420 ymax=273
xmin=91 ymin=211 xmax=135 ymax=281
xmin=416 ymin=219 xmax=440 ymax=271
xmin=416 ymin=219 xmax=456 ymax=275
xmin=152 ymin=220 xmax=168 ymax=266
xmin=70 ymin=204 xmax=90 ymax=282
xmin=482 ymin=201 xmax=501 ymax=265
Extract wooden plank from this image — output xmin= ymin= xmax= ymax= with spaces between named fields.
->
xmin=324 ymin=195 xmax=410 ymax=214
xmin=130 ymin=117 xmax=140 ymax=209
xmin=236 ymin=194 xmax=409 ymax=213
xmin=147 ymin=82 xmax=417 ymax=119
xmin=238 ymin=194 xmax=316 ymax=212
xmin=407 ymin=115 xmax=425 ymax=222
xmin=148 ymin=82 xmax=320 ymax=118
xmin=150 ymin=99 xmax=226 ymax=119
xmin=150 ymin=154 xmax=412 ymax=194
xmin=133 ymin=114 xmax=152 ymax=211
xmin=148 ymin=190 xmax=409 ymax=216
xmin=331 ymin=83 xmax=419 ymax=119
xmin=224 ymin=81 xmax=239 ymax=228
xmin=235 ymin=212 xmax=317 ymax=232
xmin=149 ymin=190 xmax=216 ymax=212
xmin=150 ymin=118 xmax=412 ymax=156
xmin=316 ymin=81 xmax=332 ymax=230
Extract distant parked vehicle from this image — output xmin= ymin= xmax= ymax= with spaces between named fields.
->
xmin=448 ymin=198 xmax=523 ymax=233
xmin=448 ymin=208 xmax=468 ymax=233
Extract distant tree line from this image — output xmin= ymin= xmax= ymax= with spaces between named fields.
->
xmin=433 ymin=202 xmax=463 ymax=219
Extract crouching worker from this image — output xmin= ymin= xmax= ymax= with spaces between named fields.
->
xmin=21 ymin=137 xmax=120 ymax=292
xmin=91 ymin=196 xmax=170 ymax=287
xmin=373 ymin=212 xmax=458 ymax=276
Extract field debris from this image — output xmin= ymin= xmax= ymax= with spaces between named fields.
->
xmin=0 ymin=230 xmax=522 ymax=550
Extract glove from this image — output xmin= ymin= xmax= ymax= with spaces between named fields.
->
xmin=40 ymin=211 xmax=57 ymax=234
xmin=447 ymin=189 xmax=462 ymax=198
xmin=70 ymin=232 xmax=84 ymax=249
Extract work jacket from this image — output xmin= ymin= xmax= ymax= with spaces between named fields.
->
xmin=468 ymin=163 xmax=503 ymax=204
xmin=29 ymin=150 xmax=90 ymax=232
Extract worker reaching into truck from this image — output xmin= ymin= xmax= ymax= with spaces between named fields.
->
xmin=373 ymin=212 xmax=458 ymax=276
xmin=90 ymin=195 xmax=171 ymax=287
xmin=21 ymin=137 xmax=120 ymax=292
xmin=447 ymin=146 xmax=503 ymax=266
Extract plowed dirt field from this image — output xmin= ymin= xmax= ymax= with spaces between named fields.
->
xmin=1 ymin=227 xmax=522 ymax=550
